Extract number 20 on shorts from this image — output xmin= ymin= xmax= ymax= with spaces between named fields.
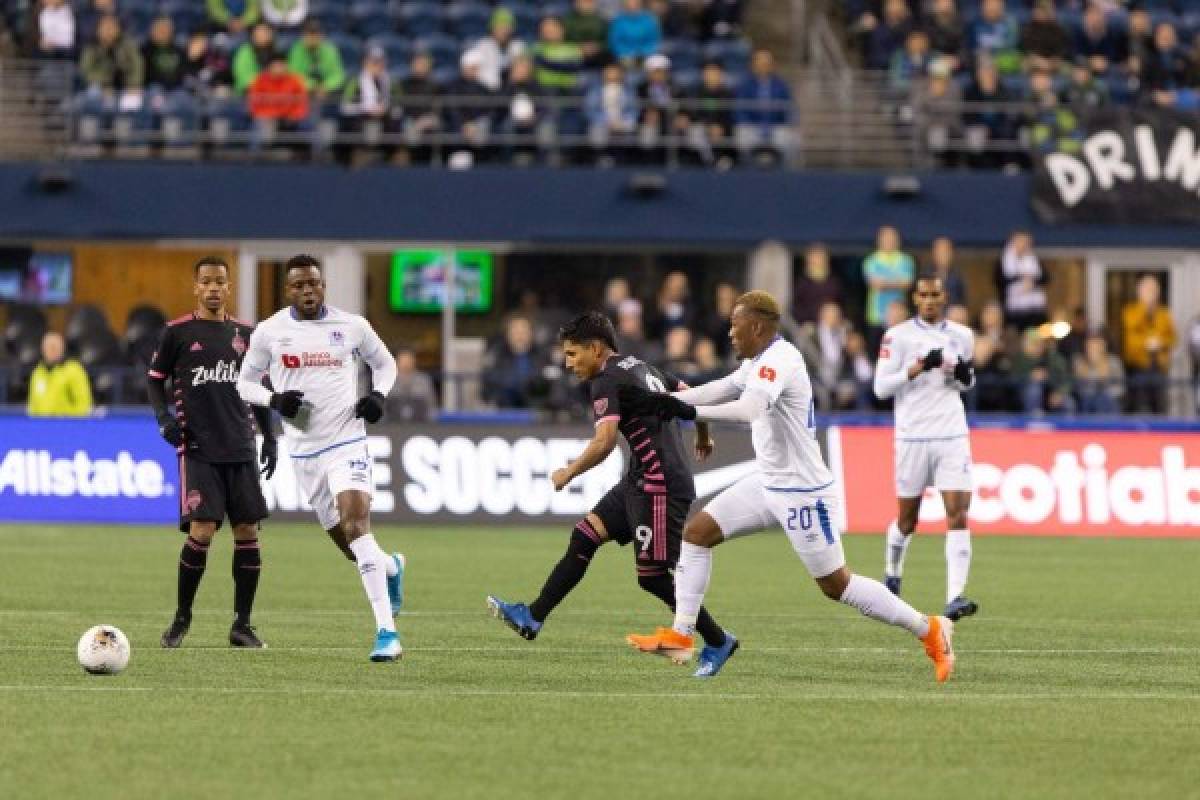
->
xmin=785 ymin=500 xmax=835 ymax=544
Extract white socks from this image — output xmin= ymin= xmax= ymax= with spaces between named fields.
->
xmin=348 ymin=533 xmax=396 ymax=633
xmin=839 ymin=573 xmax=929 ymax=638
xmin=384 ymin=552 xmax=399 ymax=578
xmin=945 ymin=529 xmax=972 ymax=603
xmin=884 ymin=520 xmax=912 ymax=578
xmin=672 ymin=542 xmax=713 ymax=637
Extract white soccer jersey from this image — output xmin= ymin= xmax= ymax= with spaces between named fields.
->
xmin=873 ymin=317 xmax=974 ymax=441
xmin=731 ymin=337 xmax=834 ymax=491
xmin=238 ymin=306 xmax=397 ymax=457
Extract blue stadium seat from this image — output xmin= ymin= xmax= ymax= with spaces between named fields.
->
xmin=352 ymin=0 xmax=395 ymax=37
xmin=159 ymin=1 xmax=207 ymax=35
xmin=414 ymin=33 xmax=460 ymax=70
xmin=431 ymin=65 xmax=460 ymax=87
xmin=367 ymin=33 xmax=414 ymax=68
xmin=277 ymin=31 xmax=300 ymax=53
xmin=542 ymin=2 xmax=571 ymax=20
xmin=446 ymin=2 xmax=492 ymax=40
xmin=510 ymin=4 xmax=541 ymax=39
xmin=397 ymin=2 xmax=446 ymax=37
xmin=660 ymin=39 xmax=701 ymax=73
xmin=703 ymin=38 xmax=751 ymax=75
xmin=309 ymin=1 xmax=351 ymax=33
xmin=328 ymin=32 xmax=365 ymax=71
xmin=673 ymin=68 xmax=700 ymax=92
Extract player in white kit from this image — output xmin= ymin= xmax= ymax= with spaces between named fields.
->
xmin=873 ymin=271 xmax=979 ymax=621
xmin=237 ymin=255 xmax=407 ymax=662
xmin=622 ymin=291 xmax=955 ymax=682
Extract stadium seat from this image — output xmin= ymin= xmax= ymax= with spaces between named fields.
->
xmin=309 ymin=1 xmax=351 ymax=33
xmin=703 ymin=39 xmax=751 ymax=75
xmin=65 ymin=305 xmax=113 ymax=354
xmin=660 ymin=39 xmax=702 ymax=73
xmin=397 ymin=2 xmax=446 ymax=37
xmin=328 ymin=32 xmax=365 ymax=71
xmin=510 ymin=4 xmax=541 ymax=40
xmin=159 ymin=1 xmax=206 ymax=35
xmin=368 ymin=33 xmax=414 ymax=68
xmin=414 ymin=33 xmax=461 ymax=71
xmin=3 ymin=305 xmax=47 ymax=360
xmin=446 ymin=2 xmax=492 ymax=40
xmin=352 ymin=0 xmax=396 ymax=38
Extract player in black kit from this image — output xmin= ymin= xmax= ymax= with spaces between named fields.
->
xmin=487 ymin=311 xmax=733 ymax=672
xmin=148 ymin=256 xmax=277 ymax=649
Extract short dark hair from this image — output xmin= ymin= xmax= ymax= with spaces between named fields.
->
xmin=285 ymin=254 xmax=322 ymax=274
xmin=559 ymin=311 xmax=617 ymax=352
xmin=914 ymin=268 xmax=942 ymax=285
xmin=194 ymin=255 xmax=229 ymax=276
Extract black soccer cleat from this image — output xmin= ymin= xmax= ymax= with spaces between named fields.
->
xmin=229 ymin=622 xmax=267 ymax=648
xmin=944 ymin=596 xmax=979 ymax=621
xmin=161 ymin=614 xmax=191 ymax=648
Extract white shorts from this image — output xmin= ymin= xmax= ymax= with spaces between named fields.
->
xmin=894 ymin=437 xmax=973 ymax=498
xmin=291 ymin=440 xmax=374 ymax=531
xmin=703 ymin=473 xmax=846 ymax=579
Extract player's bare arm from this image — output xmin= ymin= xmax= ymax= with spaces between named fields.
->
xmin=551 ymin=419 xmax=619 ymax=491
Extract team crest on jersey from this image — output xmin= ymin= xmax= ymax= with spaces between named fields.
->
xmin=231 ymin=332 xmax=246 ymax=355
xmin=186 ymin=490 xmax=203 ymax=512
xmin=329 ymin=330 xmax=345 ymax=347
xmin=593 ymin=398 xmax=609 ymax=416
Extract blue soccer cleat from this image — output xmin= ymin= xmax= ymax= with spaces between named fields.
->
xmin=944 ymin=595 xmax=978 ymax=621
xmin=693 ymin=632 xmax=740 ymax=678
xmin=486 ymin=595 xmax=541 ymax=641
xmin=885 ymin=575 xmax=902 ymax=596
xmin=387 ymin=553 xmax=406 ymax=616
xmin=369 ymin=628 xmax=402 ymax=662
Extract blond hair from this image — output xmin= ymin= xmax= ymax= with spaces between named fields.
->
xmin=735 ymin=290 xmax=782 ymax=322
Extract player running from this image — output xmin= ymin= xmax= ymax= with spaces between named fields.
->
xmin=873 ymin=270 xmax=979 ymax=621
xmin=486 ymin=311 xmax=738 ymax=678
xmin=150 ymin=256 xmax=277 ymax=649
xmin=621 ymin=291 xmax=956 ymax=682
xmin=236 ymin=255 xmax=406 ymax=662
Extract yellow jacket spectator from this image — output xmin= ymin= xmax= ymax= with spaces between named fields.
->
xmin=1121 ymin=275 xmax=1176 ymax=372
xmin=27 ymin=332 xmax=93 ymax=417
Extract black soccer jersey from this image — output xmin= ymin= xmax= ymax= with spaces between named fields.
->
xmin=588 ymin=354 xmax=695 ymax=500
xmin=148 ymin=313 xmax=257 ymax=464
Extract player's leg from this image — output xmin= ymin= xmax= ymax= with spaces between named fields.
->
xmin=226 ymin=462 xmax=269 ymax=647
xmin=931 ymin=436 xmax=977 ymax=620
xmin=489 ymin=508 xmax=612 ymax=640
xmin=162 ymin=457 xmax=225 ymax=648
xmin=883 ymin=441 xmax=930 ymax=596
xmin=335 ymin=488 xmax=402 ymax=661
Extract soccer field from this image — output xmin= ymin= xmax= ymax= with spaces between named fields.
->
xmin=0 ymin=526 xmax=1197 ymax=799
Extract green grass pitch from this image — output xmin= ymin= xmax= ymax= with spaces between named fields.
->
xmin=0 ymin=525 xmax=1197 ymax=799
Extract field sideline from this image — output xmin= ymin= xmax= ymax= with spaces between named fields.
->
xmin=1 ymin=525 xmax=1197 ymax=799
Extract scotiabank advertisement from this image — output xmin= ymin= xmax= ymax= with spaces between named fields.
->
xmin=830 ymin=426 xmax=1200 ymax=538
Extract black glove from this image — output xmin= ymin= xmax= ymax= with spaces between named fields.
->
xmin=269 ymin=389 xmax=306 ymax=419
xmin=617 ymin=384 xmax=697 ymax=422
xmin=259 ymin=436 xmax=278 ymax=480
xmin=355 ymin=390 xmax=386 ymax=424
xmin=921 ymin=348 xmax=944 ymax=371
xmin=953 ymin=359 xmax=975 ymax=385
xmin=156 ymin=412 xmax=184 ymax=447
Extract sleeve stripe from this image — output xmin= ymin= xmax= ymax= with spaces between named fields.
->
xmin=594 ymin=415 xmax=621 ymax=426
xmin=147 ymin=369 xmax=165 ymax=379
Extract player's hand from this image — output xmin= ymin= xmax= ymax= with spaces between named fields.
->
xmin=695 ymin=437 xmax=714 ymax=462
xmin=921 ymin=348 xmax=944 ymax=371
xmin=617 ymin=384 xmax=697 ymax=421
xmin=269 ymin=390 xmax=305 ymax=418
xmin=259 ymin=437 xmax=278 ymax=480
xmin=355 ymin=391 xmax=386 ymax=424
xmin=157 ymin=413 xmax=184 ymax=447
xmin=551 ymin=467 xmax=572 ymax=492
xmin=953 ymin=359 xmax=975 ymax=385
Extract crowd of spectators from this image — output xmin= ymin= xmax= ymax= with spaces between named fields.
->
xmin=850 ymin=0 xmax=1200 ymax=168
xmin=8 ymin=0 xmax=799 ymax=166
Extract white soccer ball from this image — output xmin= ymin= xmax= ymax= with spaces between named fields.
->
xmin=77 ymin=625 xmax=131 ymax=675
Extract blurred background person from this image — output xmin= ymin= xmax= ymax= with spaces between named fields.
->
xmin=1121 ymin=273 xmax=1176 ymax=414
xmin=386 ymin=347 xmax=438 ymax=422
xmin=1073 ymin=331 xmax=1124 ymax=414
xmin=27 ymin=332 xmax=93 ymax=417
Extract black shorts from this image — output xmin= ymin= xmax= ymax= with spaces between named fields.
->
xmin=177 ymin=455 xmax=268 ymax=533
xmin=591 ymin=482 xmax=693 ymax=571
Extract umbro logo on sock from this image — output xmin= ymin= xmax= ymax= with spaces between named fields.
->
xmin=360 ymin=563 xmax=377 ymax=575
xmin=190 ymin=342 xmax=204 ymax=352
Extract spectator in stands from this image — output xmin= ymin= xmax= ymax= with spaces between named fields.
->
xmin=701 ymin=0 xmax=743 ymax=40
xmin=233 ymin=22 xmax=275 ymax=93
xmin=502 ymin=56 xmax=546 ymax=163
xmin=662 ymin=327 xmax=697 ymax=377
xmin=866 ymin=0 xmax=912 ymax=71
xmin=963 ymin=60 xmax=1017 ymax=169
xmin=1020 ymin=0 xmax=1069 ymax=72
xmin=27 ymin=332 xmax=93 ymax=417
xmin=468 ymin=8 xmax=526 ymax=93
xmin=143 ymin=16 xmax=186 ymax=93
xmin=342 ymin=46 xmax=393 ymax=119
xmin=33 ymin=0 xmax=75 ymax=60
xmin=1127 ymin=8 xmax=1154 ymax=70
xmin=246 ymin=51 xmax=310 ymax=149
xmin=565 ymin=0 xmax=609 ymax=67
xmin=1074 ymin=331 xmax=1124 ymax=414
xmin=702 ymin=281 xmax=737 ymax=357
xmin=996 ymin=230 xmax=1047 ymax=332
xmin=1028 ymin=70 xmax=1082 ymax=156
xmin=967 ymin=0 xmax=1020 ymax=74
xmin=946 ymin=304 xmax=969 ymax=327
xmin=1012 ymin=329 xmax=1072 ymax=415
xmin=922 ymin=0 xmax=962 ymax=71
xmin=1074 ymin=5 xmax=1126 ymax=77
xmin=915 ymin=59 xmax=962 ymax=166
xmin=638 ymin=54 xmax=684 ymax=161
xmin=685 ymin=61 xmax=736 ymax=168
xmin=603 ymin=277 xmax=632 ymax=319
xmin=1065 ymin=63 xmax=1109 ymax=110
xmin=793 ymin=242 xmax=841 ymax=325
xmin=288 ymin=18 xmax=345 ymax=100
xmin=969 ymin=334 xmax=1014 ymax=412
xmin=0 ymin=14 xmax=15 ymax=59
xmin=208 ymin=0 xmax=260 ymax=35
xmin=445 ymin=49 xmax=499 ymax=168
xmin=844 ymin=331 xmax=874 ymax=409
xmin=863 ymin=225 xmax=914 ymax=349
xmin=609 ymin=0 xmax=661 ymax=66
xmin=534 ymin=16 xmax=584 ymax=92
xmin=928 ymin=236 xmax=965 ymax=307
xmin=1121 ymin=273 xmax=1176 ymax=414
xmin=398 ymin=51 xmax=441 ymax=165
xmin=261 ymin=0 xmax=306 ymax=30
xmin=734 ymin=49 xmax=794 ymax=164
xmin=649 ymin=270 xmax=695 ymax=339
xmin=386 ymin=347 xmax=437 ymax=422
xmin=1142 ymin=22 xmax=1189 ymax=92
xmin=977 ymin=299 xmax=1014 ymax=355
xmin=81 ymin=14 xmax=144 ymax=93
xmin=800 ymin=300 xmax=852 ymax=411
xmin=1053 ymin=306 xmax=1088 ymax=363
xmin=691 ymin=336 xmax=723 ymax=382
xmin=483 ymin=316 xmax=549 ymax=408
xmin=889 ymin=28 xmax=932 ymax=93
xmin=614 ymin=298 xmax=663 ymax=364
xmin=587 ymin=62 xmax=637 ymax=163
xmin=183 ymin=31 xmax=234 ymax=95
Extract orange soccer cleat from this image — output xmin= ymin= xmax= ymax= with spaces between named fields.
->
xmin=922 ymin=615 xmax=956 ymax=683
xmin=625 ymin=627 xmax=695 ymax=665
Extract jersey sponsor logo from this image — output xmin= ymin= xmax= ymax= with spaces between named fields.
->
xmin=329 ymin=330 xmax=345 ymax=347
xmin=0 ymin=449 xmax=170 ymax=499
xmin=281 ymin=352 xmax=344 ymax=369
xmin=282 ymin=354 xmax=301 ymax=368
xmin=231 ymin=332 xmax=246 ymax=356
xmin=593 ymin=398 xmax=609 ymax=417
xmin=190 ymin=359 xmax=239 ymax=386
xmin=758 ymin=365 xmax=777 ymax=382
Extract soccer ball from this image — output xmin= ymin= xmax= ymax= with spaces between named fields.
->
xmin=76 ymin=625 xmax=131 ymax=675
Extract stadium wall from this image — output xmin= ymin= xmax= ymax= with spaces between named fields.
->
xmin=4 ymin=415 xmax=1199 ymax=537
xmin=4 ymin=163 xmax=1200 ymax=247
